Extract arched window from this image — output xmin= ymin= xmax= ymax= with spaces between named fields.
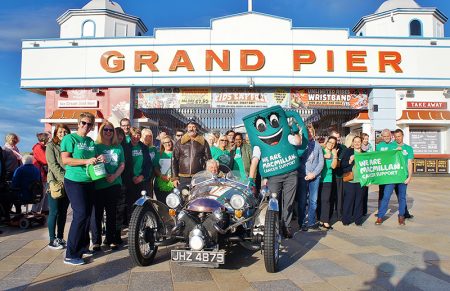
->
xmin=82 ymin=20 xmax=96 ymax=38
xmin=410 ymin=19 xmax=422 ymax=36
xmin=359 ymin=32 xmax=363 ymax=36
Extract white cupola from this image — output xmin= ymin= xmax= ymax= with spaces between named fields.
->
xmin=57 ymin=0 xmax=147 ymax=38
xmin=353 ymin=0 xmax=447 ymax=38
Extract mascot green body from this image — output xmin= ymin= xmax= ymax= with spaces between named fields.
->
xmin=243 ymin=105 xmax=308 ymax=238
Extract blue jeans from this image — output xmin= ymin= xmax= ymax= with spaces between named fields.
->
xmin=378 ymin=183 xmax=407 ymax=218
xmin=64 ymin=178 xmax=94 ymax=259
xmin=297 ymin=175 xmax=320 ymax=227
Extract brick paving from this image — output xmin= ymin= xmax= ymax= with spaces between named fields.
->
xmin=1 ymin=177 xmax=450 ymax=290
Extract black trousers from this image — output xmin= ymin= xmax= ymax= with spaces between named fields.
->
xmin=91 ymin=184 xmax=120 ymax=245
xmin=318 ymin=182 xmax=333 ymax=223
xmin=125 ymin=181 xmax=147 ymax=225
xmin=343 ymin=182 xmax=364 ymax=225
xmin=332 ymin=177 xmax=344 ymax=220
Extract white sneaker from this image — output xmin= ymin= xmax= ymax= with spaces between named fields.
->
xmin=48 ymin=239 xmax=64 ymax=250
xmin=64 ymin=258 xmax=85 ymax=266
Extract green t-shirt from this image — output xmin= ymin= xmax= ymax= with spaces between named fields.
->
xmin=155 ymin=151 xmax=174 ymax=192
xmin=393 ymin=142 xmax=414 ymax=174
xmin=376 ymin=141 xmax=394 ymax=152
xmin=321 ymin=149 xmax=333 ymax=183
xmin=125 ymin=135 xmax=131 ymax=143
xmin=94 ymin=143 xmax=125 ymax=190
xmin=211 ymin=146 xmax=232 ymax=168
xmin=61 ymin=133 xmax=96 ymax=182
xmin=131 ymin=144 xmax=144 ymax=177
xmin=232 ymin=147 xmax=247 ymax=180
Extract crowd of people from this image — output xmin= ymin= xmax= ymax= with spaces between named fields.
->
xmin=0 ymin=112 xmax=414 ymax=265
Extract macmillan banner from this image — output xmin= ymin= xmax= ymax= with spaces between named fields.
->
xmin=354 ymin=150 xmax=407 ymax=187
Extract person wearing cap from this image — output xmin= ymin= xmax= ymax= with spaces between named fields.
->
xmin=172 ymin=120 xmax=212 ymax=189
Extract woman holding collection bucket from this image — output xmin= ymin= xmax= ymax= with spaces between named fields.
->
xmin=61 ymin=112 xmax=105 ymax=266
xmin=91 ymin=121 xmax=125 ymax=251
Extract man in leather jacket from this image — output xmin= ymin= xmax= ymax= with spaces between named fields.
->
xmin=172 ymin=121 xmax=212 ymax=189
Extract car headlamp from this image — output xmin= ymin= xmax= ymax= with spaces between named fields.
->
xmin=166 ymin=193 xmax=181 ymax=209
xmin=230 ymin=194 xmax=245 ymax=210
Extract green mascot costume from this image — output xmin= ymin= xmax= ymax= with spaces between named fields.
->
xmin=243 ymin=105 xmax=307 ymax=238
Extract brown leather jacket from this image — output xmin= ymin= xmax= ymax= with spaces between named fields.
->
xmin=172 ymin=134 xmax=212 ymax=179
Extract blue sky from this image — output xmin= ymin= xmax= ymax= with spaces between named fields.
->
xmin=1 ymin=0 xmax=449 ymax=151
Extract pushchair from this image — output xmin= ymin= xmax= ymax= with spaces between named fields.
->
xmin=4 ymin=181 xmax=46 ymax=229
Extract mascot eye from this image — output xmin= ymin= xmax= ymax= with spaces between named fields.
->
xmin=269 ymin=114 xmax=280 ymax=128
xmin=255 ymin=118 xmax=267 ymax=132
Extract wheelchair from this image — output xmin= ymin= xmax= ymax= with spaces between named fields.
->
xmin=0 ymin=181 xmax=46 ymax=229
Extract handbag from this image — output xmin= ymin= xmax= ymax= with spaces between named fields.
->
xmin=49 ymin=180 xmax=65 ymax=199
xmin=343 ymin=171 xmax=354 ymax=182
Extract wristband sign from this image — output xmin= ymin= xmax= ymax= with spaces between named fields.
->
xmin=291 ymin=88 xmax=368 ymax=109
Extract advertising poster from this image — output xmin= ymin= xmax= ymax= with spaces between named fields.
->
xmin=136 ymin=88 xmax=180 ymax=109
xmin=180 ymin=88 xmax=211 ymax=107
xmin=290 ymin=88 xmax=368 ymax=109
xmin=212 ymin=88 xmax=289 ymax=108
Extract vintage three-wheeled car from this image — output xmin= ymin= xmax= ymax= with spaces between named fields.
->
xmin=128 ymin=170 xmax=281 ymax=272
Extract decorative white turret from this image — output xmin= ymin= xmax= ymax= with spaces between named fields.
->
xmin=353 ymin=0 xmax=447 ymax=38
xmin=57 ymin=0 xmax=147 ymax=38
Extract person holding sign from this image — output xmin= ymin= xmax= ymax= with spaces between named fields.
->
xmin=376 ymin=129 xmax=414 ymax=226
xmin=245 ymin=106 xmax=307 ymax=239
xmin=318 ymin=136 xmax=338 ymax=230
xmin=340 ymin=136 xmax=366 ymax=226
xmin=61 ymin=112 xmax=105 ymax=265
xmin=376 ymin=129 xmax=413 ymax=218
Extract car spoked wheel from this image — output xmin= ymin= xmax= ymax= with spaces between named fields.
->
xmin=129 ymin=204 xmax=159 ymax=266
xmin=263 ymin=210 xmax=280 ymax=273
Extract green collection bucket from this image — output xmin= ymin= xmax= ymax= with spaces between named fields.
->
xmin=87 ymin=163 xmax=107 ymax=181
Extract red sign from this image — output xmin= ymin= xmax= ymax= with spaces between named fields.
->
xmin=407 ymin=102 xmax=447 ymax=109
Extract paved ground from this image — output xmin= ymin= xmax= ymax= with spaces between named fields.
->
xmin=1 ymin=177 xmax=450 ymax=291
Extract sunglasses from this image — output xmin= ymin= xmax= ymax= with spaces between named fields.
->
xmin=80 ymin=121 xmax=93 ymax=127
xmin=176 ymin=134 xmax=183 ymax=137
xmin=219 ymin=139 xmax=228 ymax=142
xmin=103 ymin=128 xmax=114 ymax=133
xmin=163 ymin=142 xmax=172 ymax=145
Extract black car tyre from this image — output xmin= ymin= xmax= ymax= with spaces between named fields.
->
xmin=129 ymin=204 xmax=159 ymax=266
xmin=263 ymin=210 xmax=280 ymax=273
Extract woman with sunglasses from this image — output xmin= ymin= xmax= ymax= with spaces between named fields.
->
xmin=61 ymin=112 xmax=105 ymax=265
xmin=210 ymin=134 xmax=232 ymax=170
xmin=91 ymin=121 xmax=125 ymax=251
xmin=154 ymin=137 xmax=175 ymax=203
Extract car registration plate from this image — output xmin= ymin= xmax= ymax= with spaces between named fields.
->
xmin=171 ymin=250 xmax=225 ymax=264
